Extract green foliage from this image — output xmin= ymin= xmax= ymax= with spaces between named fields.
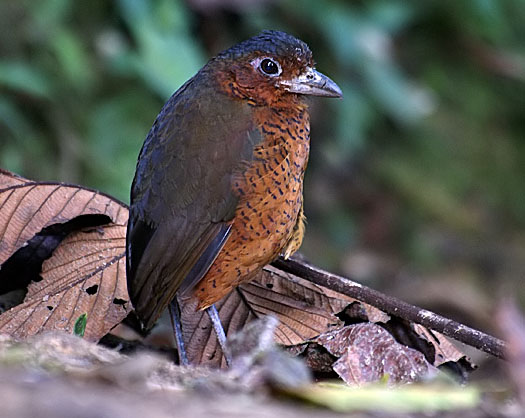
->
xmin=116 ymin=0 xmax=205 ymax=98
xmin=0 ymin=0 xmax=204 ymax=201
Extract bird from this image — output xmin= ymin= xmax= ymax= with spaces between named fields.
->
xmin=126 ymin=30 xmax=342 ymax=364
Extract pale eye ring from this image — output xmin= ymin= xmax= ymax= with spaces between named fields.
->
xmin=258 ymin=57 xmax=282 ymax=76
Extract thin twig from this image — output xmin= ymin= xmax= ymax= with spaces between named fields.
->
xmin=272 ymin=257 xmax=507 ymax=359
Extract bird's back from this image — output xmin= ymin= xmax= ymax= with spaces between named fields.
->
xmin=126 ymin=69 xmax=264 ymax=328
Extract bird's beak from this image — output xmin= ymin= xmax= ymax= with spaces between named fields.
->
xmin=280 ymin=67 xmax=343 ymax=98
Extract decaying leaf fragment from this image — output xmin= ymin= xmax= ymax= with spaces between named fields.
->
xmin=315 ymin=323 xmax=437 ymax=385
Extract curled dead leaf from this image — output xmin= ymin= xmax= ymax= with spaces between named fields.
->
xmin=0 ymin=169 xmax=125 ymax=265
xmin=0 ymin=169 xmax=129 ymax=341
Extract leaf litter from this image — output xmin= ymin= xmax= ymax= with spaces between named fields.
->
xmin=0 ymin=168 xmax=474 ymax=390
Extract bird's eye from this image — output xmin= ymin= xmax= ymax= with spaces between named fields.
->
xmin=259 ymin=58 xmax=281 ymax=76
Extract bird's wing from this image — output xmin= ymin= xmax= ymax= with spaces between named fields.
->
xmin=126 ymin=74 xmax=262 ymax=329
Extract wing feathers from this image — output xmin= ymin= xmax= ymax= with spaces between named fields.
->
xmin=130 ymin=221 xmax=231 ymax=330
xmin=126 ymin=71 xmax=263 ymax=330
xmin=178 ymin=223 xmax=231 ymax=296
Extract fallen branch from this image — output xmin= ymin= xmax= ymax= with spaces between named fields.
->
xmin=272 ymin=256 xmax=506 ymax=359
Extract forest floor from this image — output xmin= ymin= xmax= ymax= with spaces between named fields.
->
xmin=1 ymin=332 xmax=522 ymax=418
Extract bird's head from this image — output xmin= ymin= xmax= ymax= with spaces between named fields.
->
xmin=210 ymin=30 xmax=342 ymax=107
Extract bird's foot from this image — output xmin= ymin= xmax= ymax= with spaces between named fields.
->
xmin=169 ymin=298 xmax=189 ymax=366
xmin=206 ymin=304 xmax=232 ymax=366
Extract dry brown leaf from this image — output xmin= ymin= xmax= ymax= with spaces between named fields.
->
xmin=380 ymin=317 xmax=474 ymax=381
xmin=0 ymin=169 xmax=129 ymax=341
xmin=411 ymin=324 xmax=467 ymax=367
xmin=315 ymin=323 xmax=437 ymax=385
xmin=0 ymin=222 xmax=129 ymax=341
xmin=181 ymin=266 xmax=390 ymax=368
xmin=0 ymin=169 xmax=125 ymax=265
xmin=0 ymin=168 xmax=27 ymax=188
xmin=180 ymin=265 xmax=362 ymax=367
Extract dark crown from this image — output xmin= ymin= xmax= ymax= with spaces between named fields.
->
xmin=216 ymin=30 xmax=312 ymax=64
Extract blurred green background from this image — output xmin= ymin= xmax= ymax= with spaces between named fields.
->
xmin=1 ymin=0 xmax=525 ymax=337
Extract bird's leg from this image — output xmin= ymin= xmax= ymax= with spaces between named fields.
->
xmin=206 ymin=304 xmax=232 ymax=366
xmin=168 ymin=298 xmax=189 ymax=366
